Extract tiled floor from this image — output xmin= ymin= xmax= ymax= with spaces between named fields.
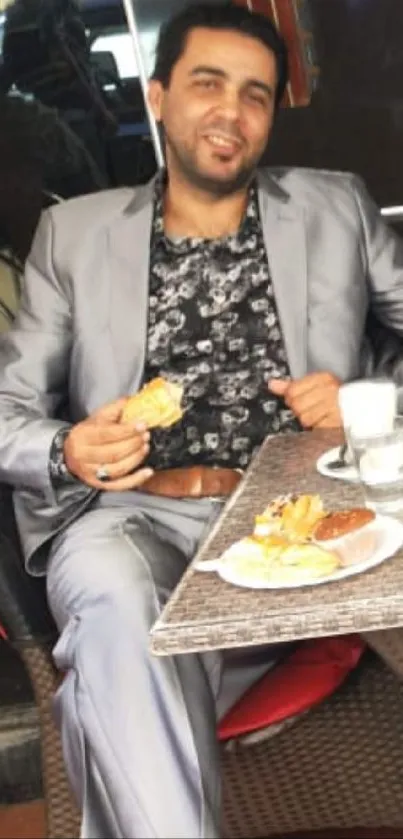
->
xmin=0 ymin=803 xmax=402 ymax=839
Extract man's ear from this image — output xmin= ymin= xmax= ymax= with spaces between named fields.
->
xmin=148 ymin=79 xmax=164 ymax=122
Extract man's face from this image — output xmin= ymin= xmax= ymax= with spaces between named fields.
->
xmin=148 ymin=27 xmax=278 ymax=195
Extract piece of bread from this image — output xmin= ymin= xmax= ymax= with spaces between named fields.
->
xmin=121 ymin=377 xmax=184 ymax=429
xmin=313 ymin=508 xmax=375 ymax=542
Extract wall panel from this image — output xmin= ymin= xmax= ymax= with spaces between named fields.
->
xmin=234 ymin=0 xmax=318 ymax=106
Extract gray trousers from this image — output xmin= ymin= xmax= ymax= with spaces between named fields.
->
xmin=47 ymin=492 xmax=282 ymax=839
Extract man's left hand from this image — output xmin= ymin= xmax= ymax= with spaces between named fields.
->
xmin=269 ymin=372 xmax=342 ymax=429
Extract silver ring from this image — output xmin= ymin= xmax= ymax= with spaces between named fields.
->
xmin=96 ymin=465 xmax=109 ymax=482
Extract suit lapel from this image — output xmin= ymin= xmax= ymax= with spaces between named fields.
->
xmin=107 ymin=181 xmax=155 ymax=395
xmin=257 ymin=172 xmax=308 ymax=379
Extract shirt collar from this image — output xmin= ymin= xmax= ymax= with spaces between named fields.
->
xmin=152 ymin=171 xmax=260 ymax=254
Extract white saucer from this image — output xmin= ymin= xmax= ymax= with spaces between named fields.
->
xmin=316 ymin=446 xmax=359 ymax=483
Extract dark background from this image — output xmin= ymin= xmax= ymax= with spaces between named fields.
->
xmin=266 ymin=0 xmax=403 ymax=209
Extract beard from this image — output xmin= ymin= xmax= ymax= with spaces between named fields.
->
xmin=163 ymin=128 xmax=264 ymax=197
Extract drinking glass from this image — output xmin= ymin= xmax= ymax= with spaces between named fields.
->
xmin=349 ymin=417 xmax=403 ymax=513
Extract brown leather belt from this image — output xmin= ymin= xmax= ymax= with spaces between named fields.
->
xmin=141 ymin=466 xmax=243 ymax=499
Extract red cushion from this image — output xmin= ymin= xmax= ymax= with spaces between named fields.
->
xmin=217 ymin=635 xmax=366 ymax=741
xmin=0 ymin=624 xmax=8 ymax=641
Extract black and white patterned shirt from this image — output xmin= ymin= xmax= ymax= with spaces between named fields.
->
xmin=143 ymin=177 xmax=299 ymax=471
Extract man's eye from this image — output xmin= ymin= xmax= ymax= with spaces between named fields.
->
xmin=196 ymin=79 xmax=217 ymax=89
xmin=248 ymin=93 xmax=267 ymax=106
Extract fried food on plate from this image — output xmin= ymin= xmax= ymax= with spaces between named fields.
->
xmin=216 ymin=490 xmax=385 ymax=586
xmin=254 ymin=494 xmax=325 ymax=541
xmin=121 ymin=377 xmax=184 ymax=429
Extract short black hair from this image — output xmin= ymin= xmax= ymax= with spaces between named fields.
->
xmin=152 ymin=1 xmax=288 ymax=108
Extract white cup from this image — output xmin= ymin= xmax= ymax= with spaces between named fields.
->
xmin=338 ymin=379 xmax=397 ymax=438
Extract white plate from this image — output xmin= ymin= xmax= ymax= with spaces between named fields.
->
xmin=195 ymin=515 xmax=403 ymax=589
xmin=316 ymin=446 xmax=359 ymax=483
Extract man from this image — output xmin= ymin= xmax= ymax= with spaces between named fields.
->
xmin=1 ymin=3 xmax=403 ymax=837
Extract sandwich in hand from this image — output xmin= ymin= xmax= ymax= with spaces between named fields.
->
xmin=121 ymin=377 xmax=184 ymax=429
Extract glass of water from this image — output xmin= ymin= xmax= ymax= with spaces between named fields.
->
xmin=349 ymin=418 xmax=403 ymax=514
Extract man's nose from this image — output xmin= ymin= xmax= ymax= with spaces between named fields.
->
xmin=217 ymin=88 xmax=242 ymax=119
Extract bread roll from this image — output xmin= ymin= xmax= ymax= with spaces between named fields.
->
xmin=313 ymin=508 xmax=375 ymax=542
xmin=121 ymin=377 xmax=184 ymax=429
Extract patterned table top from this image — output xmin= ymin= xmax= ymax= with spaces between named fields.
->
xmin=150 ymin=430 xmax=403 ymax=656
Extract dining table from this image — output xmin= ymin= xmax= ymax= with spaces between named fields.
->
xmin=150 ymin=429 xmax=403 ymax=678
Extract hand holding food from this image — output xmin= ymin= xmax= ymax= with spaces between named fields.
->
xmin=64 ymin=398 xmax=153 ymax=491
xmin=121 ymin=377 xmax=184 ymax=429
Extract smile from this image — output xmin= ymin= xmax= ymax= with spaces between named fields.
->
xmin=204 ymin=134 xmax=241 ymax=152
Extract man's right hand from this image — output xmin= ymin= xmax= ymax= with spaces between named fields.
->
xmin=64 ymin=398 xmax=154 ymax=491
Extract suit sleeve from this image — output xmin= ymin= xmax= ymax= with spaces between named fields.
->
xmin=0 ymin=210 xmax=89 ymax=507
xmin=352 ymin=175 xmax=403 ymax=335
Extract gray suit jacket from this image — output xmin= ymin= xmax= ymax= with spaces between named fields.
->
xmin=1 ymin=167 xmax=403 ymax=573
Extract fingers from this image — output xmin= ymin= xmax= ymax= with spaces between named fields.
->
xmin=283 ymin=386 xmax=328 ymax=419
xmin=81 ymin=453 xmax=152 ymax=490
xmin=90 ymin=421 xmax=148 ymax=446
xmin=298 ymin=402 xmax=340 ymax=429
xmin=268 ymin=378 xmax=288 ymax=396
xmin=314 ymin=414 xmax=342 ymax=429
xmin=83 ymin=430 xmax=150 ymax=465
xmin=72 ymin=430 xmax=151 ymax=488
xmin=92 ymin=397 xmax=129 ymax=423
xmin=92 ymin=444 xmax=150 ymax=482
xmin=93 ymin=467 xmax=154 ymax=493
xmin=269 ymin=373 xmax=342 ymax=429
xmin=269 ymin=373 xmax=337 ymax=400
xmin=64 ymin=415 xmax=150 ymax=484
